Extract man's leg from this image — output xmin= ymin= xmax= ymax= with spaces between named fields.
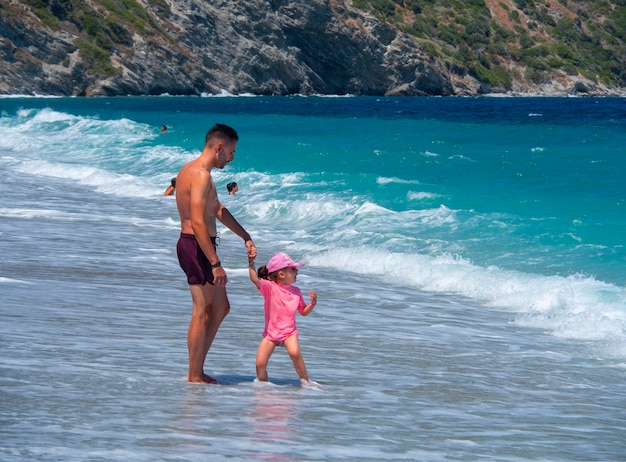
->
xmin=187 ymin=284 xmax=230 ymax=383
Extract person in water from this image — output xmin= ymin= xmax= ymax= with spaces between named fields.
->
xmin=175 ymin=123 xmax=256 ymax=384
xmin=226 ymin=181 xmax=238 ymax=195
xmin=163 ymin=178 xmax=176 ymax=196
xmin=248 ymin=252 xmax=318 ymax=387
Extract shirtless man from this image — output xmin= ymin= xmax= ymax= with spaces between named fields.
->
xmin=175 ymin=124 xmax=256 ymax=383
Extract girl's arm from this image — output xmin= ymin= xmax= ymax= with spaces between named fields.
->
xmin=248 ymin=257 xmax=261 ymax=289
xmin=301 ymin=290 xmax=317 ymax=316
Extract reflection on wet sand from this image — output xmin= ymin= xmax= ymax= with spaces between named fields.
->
xmin=246 ymin=383 xmax=300 ymax=461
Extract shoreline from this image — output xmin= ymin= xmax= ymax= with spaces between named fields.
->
xmin=1 ymin=90 xmax=625 ymax=99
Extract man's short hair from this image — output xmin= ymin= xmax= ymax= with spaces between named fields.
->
xmin=206 ymin=124 xmax=239 ymax=146
xmin=227 ymin=182 xmax=238 ymax=192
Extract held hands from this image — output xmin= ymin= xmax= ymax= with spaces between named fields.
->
xmin=211 ymin=238 xmax=255 ymax=288
xmin=248 ymin=255 xmax=260 ymax=288
xmin=245 ymin=239 xmax=257 ymax=260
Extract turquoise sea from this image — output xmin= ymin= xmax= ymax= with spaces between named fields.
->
xmin=1 ymin=95 xmax=625 ymax=461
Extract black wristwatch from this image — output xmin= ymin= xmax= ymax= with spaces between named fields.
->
xmin=211 ymin=261 xmax=222 ymax=269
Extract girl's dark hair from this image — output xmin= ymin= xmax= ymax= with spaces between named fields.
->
xmin=257 ymin=265 xmax=278 ymax=281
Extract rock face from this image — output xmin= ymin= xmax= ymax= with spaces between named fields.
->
xmin=0 ymin=0 xmax=619 ymax=96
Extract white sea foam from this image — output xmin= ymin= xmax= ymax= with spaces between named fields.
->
xmin=407 ymin=191 xmax=442 ymax=201
xmin=201 ymin=89 xmax=257 ymax=97
xmin=0 ymin=207 xmax=70 ymax=219
xmin=0 ymin=94 xmax=63 ymax=98
xmin=448 ymin=154 xmax=477 ymax=162
xmin=309 ymin=246 xmax=626 ymax=358
xmin=0 ymin=276 xmax=32 ymax=284
xmin=376 ymin=176 xmax=421 ymax=185
xmin=12 ymin=159 xmax=162 ymax=198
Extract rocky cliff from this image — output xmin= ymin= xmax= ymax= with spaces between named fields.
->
xmin=0 ymin=0 xmax=623 ymax=97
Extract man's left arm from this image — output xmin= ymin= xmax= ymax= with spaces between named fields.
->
xmin=216 ymin=203 xmax=257 ymax=258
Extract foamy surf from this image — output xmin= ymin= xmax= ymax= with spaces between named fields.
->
xmin=1 ymin=96 xmax=625 ymax=461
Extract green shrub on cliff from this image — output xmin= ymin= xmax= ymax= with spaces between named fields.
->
xmin=352 ymin=0 xmax=626 ymax=89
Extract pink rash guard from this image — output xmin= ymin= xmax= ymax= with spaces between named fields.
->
xmin=258 ymin=278 xmax=306 ymax=342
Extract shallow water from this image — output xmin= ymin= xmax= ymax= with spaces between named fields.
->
xmin=1 ymin=96 xmax=625 ymax=460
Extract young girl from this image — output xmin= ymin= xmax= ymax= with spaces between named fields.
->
xmin=248 ymin=252 xmax=318 ymax=386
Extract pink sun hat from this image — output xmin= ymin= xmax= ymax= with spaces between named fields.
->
xmin=266 ymin=253 xmax=305 ymax=273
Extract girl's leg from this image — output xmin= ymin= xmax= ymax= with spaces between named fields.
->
xmin=256 ymin=337 xmax=276 ymax=381
xmin=283 ymin=334 xmax=308 ymax=382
